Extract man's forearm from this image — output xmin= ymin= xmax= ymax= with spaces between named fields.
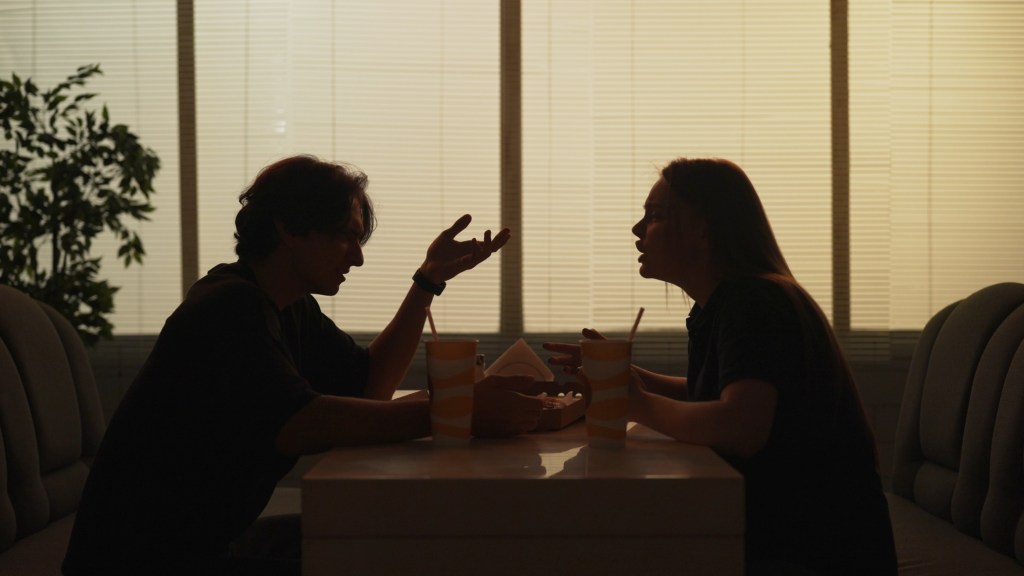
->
xmin=276 ymin=395 xmax=432 ymax=455
xmin=364 ymin=282 xmax=434 ymax=399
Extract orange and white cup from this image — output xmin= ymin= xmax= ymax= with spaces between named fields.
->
xmin=580 ymin=339 xmax=631 ymax=448
xmin=425 ymin=339 xmax=478 ymax=446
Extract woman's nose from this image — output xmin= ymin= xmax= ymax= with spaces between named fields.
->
xmin=631 ymin=219 xmax=643 ymax=238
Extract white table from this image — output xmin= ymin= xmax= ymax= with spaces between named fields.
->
xmin=302 ymin=420 xmax=744 ymax=576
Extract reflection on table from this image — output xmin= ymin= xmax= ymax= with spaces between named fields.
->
xmin=302 ymin=421 xmax=744 ymax=576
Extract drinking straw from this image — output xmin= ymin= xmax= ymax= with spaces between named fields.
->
xmin=425 ymin=306 xmax=440 ymax=341
xmin=628 ymin=307 xmax=645 ymax=341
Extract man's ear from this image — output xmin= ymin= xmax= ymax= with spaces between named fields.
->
xmin=274 ymin=221 xmax=300 ymax=248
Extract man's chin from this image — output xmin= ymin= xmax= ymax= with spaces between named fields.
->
xmin=313 ymin=284 xmax=342 ymax=297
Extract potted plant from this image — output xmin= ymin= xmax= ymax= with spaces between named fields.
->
xmin=0 ymin=64 xmax=160 ymax=346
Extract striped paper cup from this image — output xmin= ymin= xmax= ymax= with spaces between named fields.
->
xmin=580 ymin=340 xmax=632 ymax=448
xmin=425 ymin=339 xmax=478 ymax=446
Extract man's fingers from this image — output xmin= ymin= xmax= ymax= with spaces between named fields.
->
xmin=542 ymin=342 xmax=578 ymax=354
xmin=472 ymin=376 xmax=544 ymax=437
xmin=546 ymin=355 xmax=577 ymax=368
xmin=543 ymin=342 xmax=581 ymax=374
xmin=475 ymin=228 xmax=510 ymax=256
xmin=442 ymin=214 xmax=473 ymax=239
xmin=489 ymin=228 xmax=512 ymax=251
xmin=506 ymin=390 xmax=546 ymax=411
xmin=479 ymin=374 xmax=535 ymax=392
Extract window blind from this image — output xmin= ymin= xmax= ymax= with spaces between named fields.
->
xmin=851 ymin=0 xmax=1024 ymax=329
xmin=194 ymin=0 xmax=501 ymax=333
xmin=522 ymin=0 xmax=833 ymax=332
xmin=0 ymin=0 xmax=181 ymax=334
xmin=2 ymin=0 xmax=1021 ymax=341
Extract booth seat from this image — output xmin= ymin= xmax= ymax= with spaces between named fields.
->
xmin=0 ymin=284 xmax=105 ymax=575
xmin=887 ymin=282 xmax=1024 ymax=575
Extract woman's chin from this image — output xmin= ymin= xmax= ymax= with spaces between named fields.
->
xmin=638 ymin=266 xmax=670 ymax=284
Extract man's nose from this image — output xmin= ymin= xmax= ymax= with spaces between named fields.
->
xmin=350 ymin=242 xmax=365 ymax=267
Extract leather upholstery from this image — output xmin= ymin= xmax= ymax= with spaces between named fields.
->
xmin=0 ymin=284 xmax=104 ymax=574
xmin=889 ymin=282 xmax=1024 ymax=573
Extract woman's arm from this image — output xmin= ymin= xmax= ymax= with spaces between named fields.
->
xmin=629 ymin=377 xmax=777 ymax=458
xmin=632 ymin=366 xmax=688 ymax=399
xmin=544 ymin=334 xmax=687 ymax=399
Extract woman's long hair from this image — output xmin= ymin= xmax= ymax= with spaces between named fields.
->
xmin=662 ymin=158 xmax=878 ymax=464
xmin=661 ymin=158 xmax=791 ymax=280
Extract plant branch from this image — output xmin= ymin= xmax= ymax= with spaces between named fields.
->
xmin=0 ymin=64 xmax=160 ymax=346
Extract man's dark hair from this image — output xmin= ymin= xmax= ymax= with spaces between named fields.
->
xmin=234 ymin=155 xmax=375 ymax=262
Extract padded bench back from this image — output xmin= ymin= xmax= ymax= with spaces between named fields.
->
xmin=0 ymin=284 xmax=105 ymax=551
xmin=892 ymin=282 xmax=1024 ymax=563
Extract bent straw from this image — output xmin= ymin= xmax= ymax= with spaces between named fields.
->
xmin=425 ymin=306 xmax=440 ymax=341
xmin=628 ymin=307 xmax=645 ymax=341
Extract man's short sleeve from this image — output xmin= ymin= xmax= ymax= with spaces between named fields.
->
xmin=280 ymin=295 xmax=370 ymax=398
xmin=195 ymin=289 xmax=320 ymax=436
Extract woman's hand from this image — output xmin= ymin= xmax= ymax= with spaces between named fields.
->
xmin=575 ymin=365 xmax=647 ymax=416
xmin=419 ymin=214 xmax=511 ymax=284
xmin=627 ymin=369 xmax=651 ymax=424
xmin=542 ymin=328 xmax=606 ymax=377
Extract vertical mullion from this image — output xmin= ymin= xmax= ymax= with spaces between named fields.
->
xmin=177 ymin=0 xmax=199 ymax=297
xmin=831 ymin=0 xmax=850 ymax=332
xmin=500 ymin=0 xmax=523 ymax=335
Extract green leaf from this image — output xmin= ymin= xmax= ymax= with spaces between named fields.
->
xmin=0 ymin=63 xmax=158 ymax=346
xmin=48 ymin=94 xmax=67 ymax=110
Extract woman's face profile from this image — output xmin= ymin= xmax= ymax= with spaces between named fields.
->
xmin=632 ymin=177 xmax=707 ymax=289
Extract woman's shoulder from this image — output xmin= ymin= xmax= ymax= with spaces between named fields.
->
xmin=710 ymin=275 xmax=811 ymax=332
xmin=718 ymin=275 xmax=795 ymax=309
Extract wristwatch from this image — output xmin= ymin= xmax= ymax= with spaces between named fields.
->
xmin=412 ymin=269 xmax=446 ymax=296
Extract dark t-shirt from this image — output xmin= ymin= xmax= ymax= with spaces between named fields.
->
xmin=62 ymin=262 xmax=370 ymax=575
xmin=686 ymin=276 xmax=896 ymax=575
